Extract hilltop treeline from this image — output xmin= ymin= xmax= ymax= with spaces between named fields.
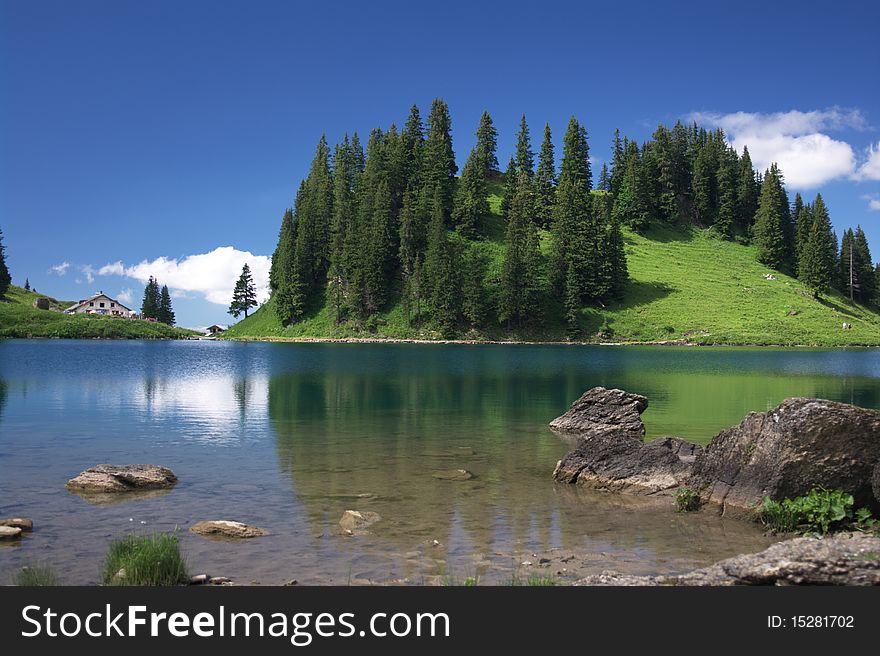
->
xmin=268 ymin=100 xmax=874 ymax=337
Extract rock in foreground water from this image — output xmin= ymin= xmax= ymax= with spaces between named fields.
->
xmin=66 ymin=464 xmax=178 ymax=493
xmin=0 ymin=518 xmax=33 ymax=531
xmin=689 ymin=398 xmax=880 ymax=515
xmin=432 ymin=469 xmax=475 ymax=481
xmin=549 ymin=387 xmax=648 ymax=436
xmin=339 ymin=510 xmax=381 ymax=534
xmin=190 ymin=520 xmax=268 ymax=539
xmin=0 ymin=526 xmax=23 ymax=540
xmin=575 ymin=532 xmax=880 ymax=586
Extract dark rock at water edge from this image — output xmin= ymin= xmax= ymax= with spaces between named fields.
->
xmin=689 ymin=398 xmax=880 ymax=515
xmin=549 ymin=387 xmax=648 ymax=437
xmin=575 ymin=532 xmax=880 ymax=586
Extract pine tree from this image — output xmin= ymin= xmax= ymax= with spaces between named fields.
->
xmin=792 ymin=192 xmax=812 ymax=265
xmin=714 ymin=148 xmax=738 ymax=238
xmin=460 ymin=246 xmax=489 ymax=328
xmin=24 ymin=278 xmax=30 ymax=291
xmin=534 ymin=123 xmax=556 ymax=229
xmin=753 ymin=165 xmax=793 ymax=272
xmin=475 ymin=111 xmax=498 ymax=174
xmin=650 ymin=124 xmax=679 ymax=224
xmin=364 ymin=179 xmax=395 ymax=311
xmin=515 ymin=114 xmax=534 ymax=180
xmin=452 ymin=140 xmax=489 ymax=238
xmin=500 ymin=156 xmax=518 ymax=219
xmin=157 ymin=285 xmax=175 ymax=325
xmin=604 ymin=211 xmax=628 ymax=299
xmin=229 ymin=263 xmax=258 ymax=319
xmin=692 ymin=138 xmax=718 ymax=226
xmin=612 ymin=141 xmax=650 ymax=233
xmin=270 ymin=206 xmax=298 ymax=325
xmin=500 ymin=172 xmax=541 ymax=328
xmin=551 ymin=117 xmax=594 ymax=301
xmin=0 ymin=226 xmax=10 ymax=299
xmin=736 ymin=146 xmax=759 ymax=235
xmin=598 ymin=163 xmax=611 ymax=191
xmin=853 ymin=226 xmax=875 ymax=302
xmin=140 ymin=276 xmax=160 ymax=319
xmin=423 ymin=99 xmax=457 ymax=221
xmin=798 ymin=194 xmax=837 ymax=297
xmin=423 ymin=187 xmax=461 ymax=335
xmin=840 ymin=228 xmax=855 ymax=297
xmin=609 ymin=129 xmax=625 ymax=198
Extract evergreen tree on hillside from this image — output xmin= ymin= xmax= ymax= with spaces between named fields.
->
xmin=327 ymin=138 xmax=356 ymax=323
xmin=534 ymin=123 xmax=557 ymax=229
xmin=270 ymin=206 xmax=298 ymax=325
xmin=24 ymin=278 xmax=30 ymax=291
xmin=598 ymin=163 xmax=611 ymax=192
xmin=649 ymin=124 xmax=679 ymax=224
xmin=798 ymin=194 xmax=837 ymax=298
xmin=423 ymin=99 xmax=457 ymax=221
xmin=551 ymin=117 xmax=594 ymax=300
xmin=609 ymin=129 xmax=625 ymax=198
xmin=155 ymin=285 xmax=174 ymax=325
xmin=460 ymin=246 xmax=489 ymax=328
xmin=475 ymin=111 xmax=498 ymax=174
xmin=691 ymin=137 xmax=719 ymax=226
xmin=452 ymin=138 xmax=490 ymax=237
xmin=140 ymin=276 xmax=160 ymax=319
xmin=792 ymin=193 xmax=810 ymax=263
xmin=402 ymin=105 xmax=425 ymax=186
xmin=854 ymin=227 xmax=875 ymax=302
xmin=612 ymin=142 xmax=650 ymax=233
xmin=840 ymin=228 xmax=855 ymax=298
xmin=515 ymin=115 xmax=535 ymax=180
xmin=714 ymin=148 xmax=738 ymax=238
xmin=736 ymin=146 xmax=759 ymax=235
xmin=500 ymin=172 xmax=542 ymax=328
xmin=603 ymin=211 xmax=628 ymax=299
xmin=500 ymin=156 xmax=518 ymax=219
xmin=363 ymin=179 xmax=396 ymax=311
xmin=0 ymin=227 xmax=10 ymax=299
xmin=229 ymin=264 xmax=257 ymax=319
xmin=753 ymin=165 xmax=793 ymax=272
xmin=423 ymin=187 xmax=461 ymax=335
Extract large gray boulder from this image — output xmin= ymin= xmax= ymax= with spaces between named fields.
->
xmin=553 ymin=435 xmax=698 ymax=494
xmin=66 ymin=464 xmax=178 ymax=493
xmin=550 ymin=387 xmax=699 ymax=494
xmin=549 ymin=387 xmax=648 ymax=437
xmin=689 ymin=398 xmax=880 ymax=515
xmin=576 ymin=532 xmax=880 ymax=586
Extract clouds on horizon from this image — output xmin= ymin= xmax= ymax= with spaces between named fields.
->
xmin=50 ymin=261 xmax=70 ymax=275
xmin=691 ymin=107 xmax=867 ymax=189
xmin=97 ymin=247 xmax=271 ymax=306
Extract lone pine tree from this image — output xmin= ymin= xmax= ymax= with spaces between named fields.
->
xmin=229 ymin=263 xmax=258 ymax=319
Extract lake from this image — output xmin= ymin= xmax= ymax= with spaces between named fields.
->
xmin=2 ymin=339 xmax=879 ymax=584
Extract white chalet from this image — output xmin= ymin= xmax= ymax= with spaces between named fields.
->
xmin=64 ymin=292 xmax=133 ymax=318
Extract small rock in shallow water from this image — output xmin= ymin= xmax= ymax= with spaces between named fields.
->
xmin=190 ymin=520 xmax=268 ymax=539
xmin=0 ymin=526 xmax=23 ymax=540
xmin=66 ymin=464 xmax=177 ymax=493
xmin=190 ymin=574 xmax=209 ymax=585
xmin=432 ymin=469 xmax=475 ymax=481
xmin=0 ymin=518 xmax=33 ymax=532
xmin=339 ymin=510 xmax=381 ymax=533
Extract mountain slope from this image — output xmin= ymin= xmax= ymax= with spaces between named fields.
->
xmin=0 ymin=286 xmax=199 ymax=339
xmin=226 ymin=189 xmax=880 ymax=346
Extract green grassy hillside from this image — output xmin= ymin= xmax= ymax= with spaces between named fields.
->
xmin=225 ymin=185 xmax=880 ymax=347
xmin=0 ymin=286 xmax=199 ymax=339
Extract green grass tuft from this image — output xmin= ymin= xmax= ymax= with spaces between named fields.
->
xmin=15 ymin=565 xmax=60 ymax=586
xmin=102 ymin=533 xmax=188 ymax=586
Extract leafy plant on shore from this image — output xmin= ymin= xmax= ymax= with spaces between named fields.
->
xmin=675 ymin=487 xmax=701 ymax=512
xmin=102 ymin=532 xmax=188 ymax=586
xmin=760 ymin=487 xmax=871 ymax=535
xmin=14 ymin=565 xmax=59 ymax=586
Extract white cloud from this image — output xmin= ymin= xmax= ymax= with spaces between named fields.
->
xmin=50 ymin=261 xmax=70 ymax=276
xmin=854 ymin=142 xmax=880 ymax=182
xmin=863 ymin=194 xmax=880 ymax=212
xmin=690 ymin=108 xmax=863 ymax=189
xmin=99 ymin=261 xmax=125 ymax=276
xmin=117 ymin=288 xmax=134 ymax=305
xmin=100 ymin=247 xmax=270 ymax=306
xmin=79 ymin=265 xmax=95 ymax=284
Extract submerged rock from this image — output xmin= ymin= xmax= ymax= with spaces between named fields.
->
xmin=689 ymin=398 xmax=880 ymax=515
xmin=549 ymin=387 xmax=648 ymax=437
xmin=576 ymin=532 xmax=880 ymax=586
xmin=339 ymin=510 xmax=381 ymax=534
xmin=190 ymin=520 xmax=268 ymax=539
xmin=0 ymin=526 xmax=22 ymax=540
xmin=0 ymin=518 xmax=33 ymax=532
xmin=66 ymin=464 xmax=178 ymax=493
xmin=432 ymin=469 xmax=475 ymax=481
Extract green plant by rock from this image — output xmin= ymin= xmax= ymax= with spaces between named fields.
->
xmin=760 ymin=487 xmax=868 ymax=535
xmin=102 ymin=532 xmax=188 ymax=586
xmin=675 ymin=487 xmax=701 ymax=512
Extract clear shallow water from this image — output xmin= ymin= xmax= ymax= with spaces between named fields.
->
xmin=2 ymin=340 xmax=879 ymax=584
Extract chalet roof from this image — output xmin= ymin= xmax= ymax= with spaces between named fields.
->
xmin=64 ymin=291 xmax=132 ymax=313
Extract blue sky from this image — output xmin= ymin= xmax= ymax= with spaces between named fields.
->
xmin=1 ymin=0 xmax=878 ymax=327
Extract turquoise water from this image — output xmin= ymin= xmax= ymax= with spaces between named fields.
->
xmin=2 ymin=340 xmax=879 ymax=584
